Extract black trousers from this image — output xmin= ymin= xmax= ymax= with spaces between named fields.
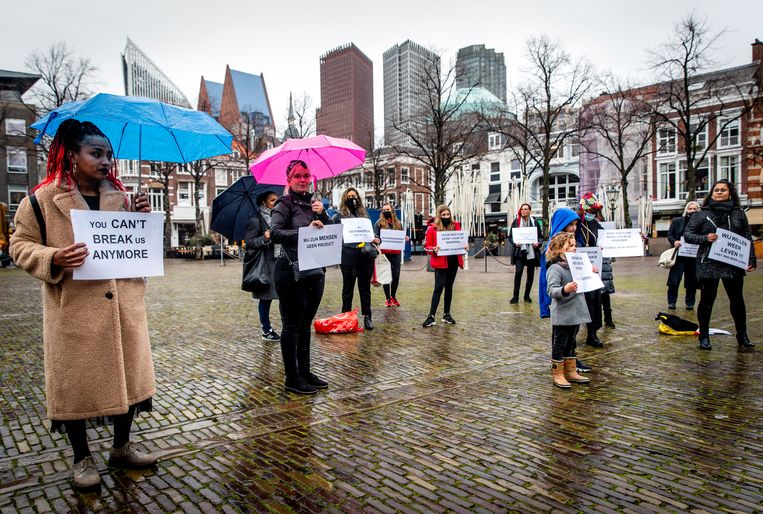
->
xmin=552 ymin=325 xmax=579 ymax=360
xmin=584 ymin=290 xmax=602 ymax=335
xmin=697 ymin=276 xmax=747 ymax=337
xmin=274 ymin=259 xmax=324 ymax=380
xmin=667 ymin=257 xmax=698 ymax=306
xmin=383 ymin=253 xmax=402 ymax=300
xmin=340 ymin=247 xmax=374 ymax=316
xmin=429 ymin=257 xmax=459 ymax=316
xmin=513 ymin=258 xmax=536 ymax=299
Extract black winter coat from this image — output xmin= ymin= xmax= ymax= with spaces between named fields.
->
xmin=576 ymin=218 xmax=615 ymax=294
xmin=508 ymin=217 xmax=542 ymax=265
xmin=667 ymin=216 xmax=688 ymax=246
xmin=684 ymin=202 xmax=756 ymax=279
xmin=244 ymin=212 xmax=278 ymax=300
xmin=270 ymin=191 xmax=331 ymax=262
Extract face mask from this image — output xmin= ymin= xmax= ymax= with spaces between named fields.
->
xmin=441 ymin=217 xmax=451 ymax=227
xmin=383 ymin=211 xmax=392 ymax=219
xmin=584 ymin=213 xmax=595 ymax=221
xmin=347 ymin=198 xmax=358 ymax=209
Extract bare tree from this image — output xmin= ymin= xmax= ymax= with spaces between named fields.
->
xmin=580 ymin=77 xmax=655 ymax=227
xmin=186 ymin=160 xmax=215 ymax=259
xmin=366 ymin=132 xmax=395 ymax=208
xmin=282 ymin=92 xmax=316 ymax=140
xmin=488 ymin=36 xmax=594 ymax=231
xmin=25 ymin=42 xmax=98 ymax=114
xmin=649 ymin=13 xmax=761 ymax=201
xmin=149 ymin=161 xmax=177 ymax=255
xmin=392 ymin=55 xmax=487 ymax=205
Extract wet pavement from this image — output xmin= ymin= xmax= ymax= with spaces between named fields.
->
xmin=1 ymin=255 xmax=762 ymax=513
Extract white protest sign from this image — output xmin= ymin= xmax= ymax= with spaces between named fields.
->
xmin=599 ymin=221 xmax=616 ymax=231
xmin=297 ymin=224 xmax=343 ymax=271
xmin=436 ymin=230 xmax=468 ymax=256
xmin=708 ymin=228 xmax=750 ymax=270
xmin=379 ymin=229 xmax=406 ymax=251
xmin=576 ymin=246 xmax=602 ymax=276
xmin=565 ymin=251 xmax=605 ymax=293
xmin=341 ymin=217 xmax=375 ymax=243
xmin=511 ymin=226 xmax=538 ymax=245
xmin=677 ymin=237 xmax=700 ymax=258
xmin=600 ymin=228 xmax=644 ymax=257
xmin=70 ymin=210 xmax=164 ymax=280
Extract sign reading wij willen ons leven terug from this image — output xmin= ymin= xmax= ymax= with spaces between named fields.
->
xmin=70 ymin=210 xmax=165 ymax=280
xmin=707 ymin=228 xmax=751 ymax=270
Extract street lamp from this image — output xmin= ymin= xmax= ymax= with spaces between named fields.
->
xmin=605 ymin=184 xmax=620 ymax=224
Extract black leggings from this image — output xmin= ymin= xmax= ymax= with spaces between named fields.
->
xmin=697 ymin=276 xmax=747 ymax=336
xmin=383 ymin=253 xmax=402 ymax=300
xmin=552 ymin=325 xmax=579 ymax=360
xmin=513 ymin=258 xmax=536 ymax=298
xmin=340 ymin=247 xmax=374 ymax=316
xmin=64 ymin=406 xmax=136 ymax=463
xmin=429 ymin=258 xmax=459 ymax=316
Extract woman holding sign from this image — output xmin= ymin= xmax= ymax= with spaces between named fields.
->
xmin=684 ymin=179 xmax=756 ymax=351
xmin=271 ymin=160 xmax=333 ymax=394
xmin=422 ymin=205 xmax=468 ymax=327
xmin=666 ymin=201 xmax=700 ymax=310
xmin=10 ymin=120 xmax=157 ymax=489
xmin=508 ymin=203 xmax=542 ymax=304
xmin=575 ymin=193 xmax=605 ymax=348
xmin=374 ymin=203 xmax=405 ymax=307
xmin=332 ymin=188 xmax=379 ymax=331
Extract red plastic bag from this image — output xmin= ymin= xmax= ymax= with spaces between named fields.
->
xmin=314 ymin=308 xmax=364 ymax=334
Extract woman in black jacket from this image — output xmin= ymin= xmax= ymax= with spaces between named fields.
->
xmin=666 ymin=201 xmax=700 ymax=310
xmin=270 ymin=160 xmax=332 ymax=394
xmin=684 ymin=179 xmax=756 ymax=351
xmin=332 ymin=188 xmax=380 ymax=330
xmin=508 ymin=203 xmax=542 ymax=304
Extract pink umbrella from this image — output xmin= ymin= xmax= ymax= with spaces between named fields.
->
xmin=250 ymin=135 xmax=366 ymax=185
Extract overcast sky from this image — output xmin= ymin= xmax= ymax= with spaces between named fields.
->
xmin=2 ymin=0 xmax=761 ymax=136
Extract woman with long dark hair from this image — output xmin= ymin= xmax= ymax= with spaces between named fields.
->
xmin=684 ymin=179 xmax=756 ymax=351
xmin=332 ymin=188 xmax=379 ymax=330
xmin=666 ymin=201 xmax=700 ymax=310
xmin=508 ymin=203 xmax=542 ymax=304
xmin=270 ymin=160 xmax=332 ymax=394
xmin=10 ymin=119 xmax=157 ymax=489
xmin=373 ymin=203 xmax=405 ymax=306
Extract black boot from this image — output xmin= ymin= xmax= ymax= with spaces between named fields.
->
xmin=737 ymin=333 xmax=755 ymax=350
xmin=585 ymin=332 xmax=603 ymax=348
xmin=364 ymin=315 xmax=374 ymax=330
xmin=603 ymin=310 xmax=615 ymax=328
xmin=284 ymin=376 xmax=317 ymax=394
xmin=509 ymin=295 xmax=519 ymax=304
xmin=698 ymin=334 xmax=712 ymax=350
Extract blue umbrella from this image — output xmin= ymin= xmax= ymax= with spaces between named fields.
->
xmin=31 ymin=93 xmax=233 ymax=163
xmin=210 ymin=176 xmax=283 ymax=243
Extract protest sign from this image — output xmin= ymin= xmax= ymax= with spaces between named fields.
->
xmin=677 ymin=237 xmax=699 ymax=258
xmin=708 ymin=228 xmax=750 ymax=270
xmin=576 ymin=246 xmax=602 ymax=276
xmin=70 ymin=210 xmax=164 ymax=280
xmin=341 ymin=217 xmax=375 ymax=243
xmin=297 ymin=224 xmax=343 ymax=271
xmin=436 ymin=230 xmax=468 ymax=256
xmin=511 ymin=226 xmax=538 ymax=245
xmin=600 ymin=228 xmax=644 ymax=257
xmin=379 ymin=229 xmax=406 ymax=251
xmin=566 ymin=251 xmax=605 ymax=293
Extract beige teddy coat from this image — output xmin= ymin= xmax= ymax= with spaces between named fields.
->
xmin=10 ymin=180 xmax=155 ymax=421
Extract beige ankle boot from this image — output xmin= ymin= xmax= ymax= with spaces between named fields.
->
xmin=564 ymin=358 xmax=590 ymax=384
xmin=552 ymin=360 xmax=571 ymax=388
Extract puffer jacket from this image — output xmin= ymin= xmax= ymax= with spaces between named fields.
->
xmin=684 ymin=201 xmax=755 ymax=279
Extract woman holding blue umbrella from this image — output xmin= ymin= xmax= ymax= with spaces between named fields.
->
xmin=10 ymin=120 xmax=158 ymax=490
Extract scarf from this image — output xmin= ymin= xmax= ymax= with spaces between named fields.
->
xmin=707 ymin=199 xmax=734 ymax=214
xmin=260 ymin=206 xmax=272 ymax=228
xmin=520 ymin=216 xmax=536 ymax=261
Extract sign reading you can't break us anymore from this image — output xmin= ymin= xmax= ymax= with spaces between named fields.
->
xmin=70 ymin=210 xmax=165 ymax=280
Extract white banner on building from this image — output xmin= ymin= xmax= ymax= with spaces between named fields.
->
xmin=511 ymin=226 xmax=538 ymax=245
xmin=600 ymin=228 xmax=644 ymax=257
xmin=70 ymin=210 xmax=164 ymax=280
xmin=379 ymin=229 xmax=406 ymax=251
xmin=297 ymin=224 xmax=343 ymax=271
xmin=576 ymin=246 xmax=602 ymax=277
xmin=566 ymin=251 xmax=605 ymax=293
xmin=341 ymin=217 xmax=375 ymax=243
xmin=436 ymin=230 xmax=468 ymax=256
xmin=708 ymin=228 xmax=751 ymax=270
xmin=677 ymin=237 xmax=700 ymax=258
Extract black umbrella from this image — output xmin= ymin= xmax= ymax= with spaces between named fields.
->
xmin=210 ymin=176 xmax=283 ymax=243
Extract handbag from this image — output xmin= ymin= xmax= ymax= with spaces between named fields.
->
xmin=241 ymin=250 xmax=270 ymax=292
xmin=283 ymin=252 xmax=324 ymax=282
xmin=371 ymin=253 xmax=392 ymax=287
xmin=658 ymin=247 xmax=678 ymax=269
xmin=360 ymin=242 xmax=379 ymax=260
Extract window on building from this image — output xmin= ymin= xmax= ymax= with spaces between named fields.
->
xmin=6 ymin=147 xmax=27 ymax=173
xmin=658 ymin=128 xmax=676 ymax=154
xmin=488 ymin=183 xmax=501 ymax=194
xmin=215 ymin=186 xmax=227 ymax=197
xmin=365 ymin=196 xmax=375 ymax=207
xmin=148 ymin=188 xmax=164 ymax=212
xmin=569 ymin=138 xmax=580 ymax=158
xmin=546 ymin=174 xmax=579 ymax=201
xmin=386 ymin=192 xmax=397 ymax=205
xmin=118 ymin=160 xmax=140 ymax=176
xmin=718 ymin=155 xmax=740 ymax=184
xmin=679 ymin=160 xmax=709 ymax=198
xmin=5 ymin=118 xmax=26 ymax=136
xmin=658 ymin=162 xmax=678 ymax=199
xmin=8 ymin=186 xmax=27 ymax=212
xmin=719 ymin=118 xmax=740 ymax=148
xmin=215 ymin=168 xmax=227 ymax=185
xmin=689 ymin=121 xmax=707 ymax=151
xmin=386 ymin=167 xmax=396 ymax=187
xmin=178 ymin=182 xmax=192 ymax=206
xmin=401 ymin=167 xmax=409 ymax=184
xmin=490 ymin=162 xmax=500 ymax=182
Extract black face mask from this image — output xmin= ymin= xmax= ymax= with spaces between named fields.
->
xmin=347 ymin=198 xmax=358 ymax=209
xmin=441 ymin=217 xmax=451 ymax=227
xmin=383 ymin=211 xmax=392 ymax=219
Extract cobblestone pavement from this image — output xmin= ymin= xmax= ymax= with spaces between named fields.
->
xmin=1 ymin=255 xmax=762 ymax=513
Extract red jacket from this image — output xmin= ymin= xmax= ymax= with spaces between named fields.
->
xmin=425 ymin=222 xmax=465 ymax=269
